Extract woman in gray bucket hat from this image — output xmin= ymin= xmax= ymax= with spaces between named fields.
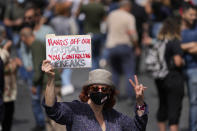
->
xmin=42 ymin=60 xmax=148 ymax=131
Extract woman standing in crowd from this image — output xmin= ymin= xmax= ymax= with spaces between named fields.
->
xmin=0 ymin=25 xmax=22 ymax=131
xmin=155 ymin=17 xmax=184 ymax=131
xmin=41 ymin=59 xmax=148 ymax=131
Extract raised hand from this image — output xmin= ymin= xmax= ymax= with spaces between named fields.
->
xmin=42 ymin=60 xmax=55 ymax=77
xmin=129 ymin=75 xmax=146 ymax=105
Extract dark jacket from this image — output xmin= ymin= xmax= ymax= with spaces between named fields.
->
xmin=30 ymin=40 xmax=46 ymax=87
xmin=0 ymin=58 xmax=4 ymax=95
xmin=30 ymin=40 xmax=61 ymax=88
xmin=43 ymin=99 xmax=148 ymax=131
xmin=0 ymin=58 xmax=4 ymax=122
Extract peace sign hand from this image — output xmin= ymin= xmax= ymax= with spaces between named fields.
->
xmin=129 ymin=75 xmax=146 ymax=106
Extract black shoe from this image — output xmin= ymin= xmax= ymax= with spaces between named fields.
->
xmin=31 ymin=126 xmax=45 ymax=131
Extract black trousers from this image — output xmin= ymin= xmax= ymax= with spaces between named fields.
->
xmin=155 ymin=72 xmax=184 ymax=125
xmin=2 ymin=101 xmax=15 ymax=131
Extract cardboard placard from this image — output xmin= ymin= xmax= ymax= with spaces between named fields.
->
xmin=46 ymin=34 xmax=92 ymax=68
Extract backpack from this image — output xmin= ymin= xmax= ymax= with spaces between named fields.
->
xmin=145 ymin=39 xmax=169 ymax=79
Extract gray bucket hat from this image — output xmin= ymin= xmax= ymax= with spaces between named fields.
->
xmin=83 ymin=69 xmax=115 ymax=88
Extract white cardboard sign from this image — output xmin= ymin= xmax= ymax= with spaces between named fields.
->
xmin=46 ymin=34 xmax=92 ymax=68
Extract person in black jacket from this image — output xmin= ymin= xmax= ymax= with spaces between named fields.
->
xmin=156 ymin=17 xmax=184 ymax=131
xmin=0 ymin=57 xmax=4 ymax=126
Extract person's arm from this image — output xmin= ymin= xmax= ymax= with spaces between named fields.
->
xmin=129 ymin=75 xmax=147 ymax=117
xmin=3 ymin=6 xmax=14 ymax=27
xmin=3 ymin=6 xmax=23 ymax=27
xmin=171 ymin=41 xmax=184 ymax=67
xmin=75 ymin=0 xmax=84 ymax=17
xmin=42 ymin=60 xmax=74 ymax=125
xmin=181 ymin=42 xmax=197 ymax=54
xmin=128 ymin=15 xmax=138 ymax=46
xmin=3 ymin=18 xmax=14 ymax=27
xmin=127 ymin=28 xmax=138 ymax=48
xmin=188 ymin=46 xmax=197 ymax=54
xmin=181 ymin=42 xmax=196 ymax=50
xmin=173 ymin=55 xmax=183 ymax=67
xmin=120 ymin=104 xmax=148 ymax=131
xmin=120 ymin=110 xmax=148 ymax=131
xmin=128 ymin=16 xmax=140 ymax=56
xmin=118 ymin=75 xmax=148 ymax=131
xmin=4 ymin=18 xmax=23 ymax=27
xmin=42 ymin=60 xmax=56 ymax=106
xmin=39 ymin=0 xmax=56 ymax=25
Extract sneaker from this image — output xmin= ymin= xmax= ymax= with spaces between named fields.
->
xmin=61 ymin=84 xmax=74 ymax=96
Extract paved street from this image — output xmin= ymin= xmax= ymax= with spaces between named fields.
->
xmin=12 ymin=59 xmax=189 ymax=131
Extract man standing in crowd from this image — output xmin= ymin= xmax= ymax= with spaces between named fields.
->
xmin=78 ymin=0 xmax=106 ymax=69
xmin=20 ymin=26 xmax=46 ymax=131
xmin=105 ymin=0 xmax=140 ymax=102
xmin=18 ymin=7 xmax=54 ymax=84
xmin=3 ymin=0 xmax=25 ymax=43
xmin=180 ymin=3 xmax=197 ymax=131
xmin=23 ymin=7 xmax=55 ymax=42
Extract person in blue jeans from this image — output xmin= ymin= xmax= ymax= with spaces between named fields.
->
xmin=31 ymin=85 xmax=45 ymax=129
xmin=107 ymin=45 xmax=136 ymax=99
xmin=91 ymin=34 xmax=105 ymax=69
xmin=105 ymin=1 xmax=140 ymax=101
xmin=180 ymin=2 xmax=197 ymax=131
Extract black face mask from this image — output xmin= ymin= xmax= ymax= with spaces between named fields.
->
xmin=90 ymin=92 xmax=109 ymax=105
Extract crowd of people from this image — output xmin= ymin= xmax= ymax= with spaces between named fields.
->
xmin=0 ymin=0 xmax=197 ymax=131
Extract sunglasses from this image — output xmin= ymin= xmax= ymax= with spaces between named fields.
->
xmin=90 ymin=85 xmax=111 ymax=93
